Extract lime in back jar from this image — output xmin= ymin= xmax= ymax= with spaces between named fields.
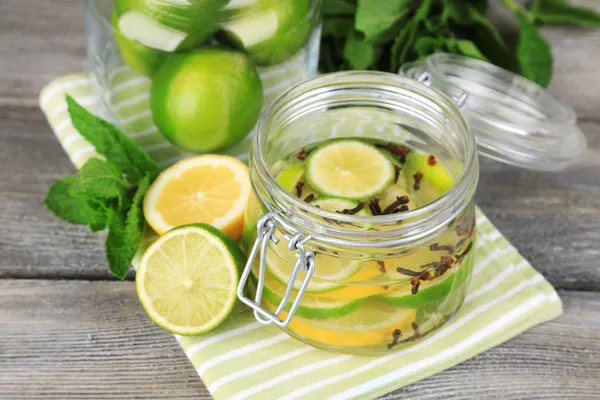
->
xmin=239 ymin=72 xmax=479 ymax=355
xmin=83 ymin=0 xmax=322 ymax=161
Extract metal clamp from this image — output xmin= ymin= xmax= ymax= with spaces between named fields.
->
xmin=417 ymin=71 xmax=469 ymax=110
xmin=237 ymin=212 xmax=315 ymax=327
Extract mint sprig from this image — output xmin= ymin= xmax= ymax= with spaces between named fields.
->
xmin=44 ymin=96 xmax=160 ymax=279
xmin=320 ymin=0 xmax=600 ymax=87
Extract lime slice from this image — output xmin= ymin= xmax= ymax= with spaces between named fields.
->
xmin=377 ymin=183 xmax=417 ymax=212
xmin=403 ymin=152 xmax=455 ymax=199
xmin=308 ymin=298 xmax=416 ymax=332
xmin=311 ymin=197 xmax=371 ymax=216
xmin=115 ymin=0 xmax=229 ymax=51
xmin=249 ymin=272 xmax=364 ymax=319
xmin=275 ymin=163 xmax=304 ymax=192
xmin=136 ymin=224 xmax=245 ymax=335
xmin=111 ymin=11 xmax=168 ymax=77
xmin=222 ymin=0 xmax=312 ymax=66
xmin=306 ymin=140 xmax=395 ymax=200
xmin=263 ymin=297 xmax=416 ymax=348
xmin=380 ymin=252 xmax=473 ymax=308
xmin=265 ymin=239 xmax=362 ymax=292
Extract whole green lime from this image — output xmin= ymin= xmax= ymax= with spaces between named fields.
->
xmin=115 ymin=0 xmax=229 ymax=52
xmin=150 ymin=49 xmax=263 ymax=153
xmin=223 ymin=0 xmax=313 ymax=65
xmin=111 ymin=11 xmax=168 ymax=77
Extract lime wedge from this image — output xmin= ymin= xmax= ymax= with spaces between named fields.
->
xmin=403 ymin=152 xmax=455 ymax=198
xmin=306 ymin=140 xmax=394 ymax=200
xmin=249 ymin=272 xmax=364 ymax=319
xmin=311 ymin=197 xmax=371 ymax=216
xmin=276 ymin=163 xmax=305 ymax=192
xmin=136 ymin=224 xmax=244 ymax=335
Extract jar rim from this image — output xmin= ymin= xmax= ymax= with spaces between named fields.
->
xmin=252 ymin=71 xmax=479 ymax=240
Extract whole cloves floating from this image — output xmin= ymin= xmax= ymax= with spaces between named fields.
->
xmin=413 ymin=172 xmax=423 ymax=191
xmin=295 ymin=147 xmax=309 ymax=160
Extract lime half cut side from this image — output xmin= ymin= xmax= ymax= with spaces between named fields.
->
xmin=136 ymin=224 xmax=245 ymax=335
xmin=306 ymin=140 xmax=395 ymax=200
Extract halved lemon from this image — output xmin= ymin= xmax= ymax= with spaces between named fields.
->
xmin=143 ymin=155 xmax=251 ymax=239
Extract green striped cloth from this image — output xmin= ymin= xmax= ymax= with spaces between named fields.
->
xmin=40 ymin=73 xmax=562 ymax=400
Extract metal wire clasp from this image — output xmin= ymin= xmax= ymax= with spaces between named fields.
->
xmin=237 ymin=212 xmax=315 ymax=327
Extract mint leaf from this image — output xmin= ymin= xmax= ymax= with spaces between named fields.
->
xmin=323 ymin=0 xmax=356 ymax=16
xmin=355 ymin=0 xmax=411 ymax=40
xmin=44 ymin=177 xmax=107 ymax=229
xmin=105 ymin=174 xmax=151 ymax=280
xmin=67 ymin=96 xmax=160 ymax=185
xmin=455 ymin=39 xmax=489 ymax=61
xmin=532 ymin=0 xmax=600 ymax=27
xmin=69 ymin=158 xmax=128 ymax=207
xmin=344 ymin=30 xmax=376 ymax=69
xmin=463 ymin=5 xmax=512 ymax=70
xmin=515 ymin=10 xmax=553 ymax=87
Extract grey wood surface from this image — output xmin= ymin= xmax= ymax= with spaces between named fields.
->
xmin=1 ymin=0 xmax=600 ymax=398
xmin=1 ymin=281 xmax=599 ymax=399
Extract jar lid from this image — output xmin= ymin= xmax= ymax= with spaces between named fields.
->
xmin=399 ymin=53 xmax=587 ymax=171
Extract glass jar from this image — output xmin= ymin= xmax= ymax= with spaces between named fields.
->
xmin=239 ymin=71 xmax=479 ymax=355
xmin=83 ymin=0 xmax=322 ymax=163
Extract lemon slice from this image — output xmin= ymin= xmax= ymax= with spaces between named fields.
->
xmin=136 ymin=224 xmax=245 ymax=335
xmin=263 ymin=297 xmax=416 ymax=348
xmin=306 ymin=140 xmax=394 ymax=200
xmin=143 ymin=155 xmax=251 ymax=239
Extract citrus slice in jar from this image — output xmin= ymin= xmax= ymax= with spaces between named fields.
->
xmin=403 ymin=152 xmax=455 ymax=202
xmin=380 ymin=253 xmax=473 ymax=308
xmin=250 ymin=272 xmax=364 ymax=319
xmin=143 ymin=155 xmax=251 ymax=239
xmin=311 ymin=197 xmax=371 ymax=216
xmin=306 ymin=140 xmax=395 ymax=200
xmin=262 ymin=297 xmax=416 ymax=348
xmin=265 ymin=240 xmax=362 ymax=292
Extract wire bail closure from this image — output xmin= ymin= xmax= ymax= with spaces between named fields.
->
xmin=237 ymin=212 xmax=315 ymax=327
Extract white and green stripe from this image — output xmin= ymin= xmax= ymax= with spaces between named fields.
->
xmin=40 ymin=69 xmax=562 ymax=400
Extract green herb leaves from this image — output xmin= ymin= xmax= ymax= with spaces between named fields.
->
xmin=44 ymin=96 xmax=160 ymax=279
xmin=515 ymin=9 xmax=554 ymax=87
xmin=320 ymin=0 xmax=600 ymax=87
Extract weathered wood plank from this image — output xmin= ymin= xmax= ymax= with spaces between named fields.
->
xmin=1 ymin=107 xmax=599 ymax=286
xmin=1 ymin=0 xmax=600 ymax=120
xmin=0 ymin=280 xmax=598 ymax=399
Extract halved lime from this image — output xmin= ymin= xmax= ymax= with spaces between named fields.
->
xmin=249 ymin=272 xmax=364 ymax=319
xmin=136 ymin=224 xmax=245 ymax=335
xmin=311 ymin=197 xmax=371 ymax=216
xmin=306 ymin=140 xmax=395 ymax=200
xmin=380 ymin=253 xmax=473 ymax=308
xmin=150 ymin=49 xmax=263 ymax=153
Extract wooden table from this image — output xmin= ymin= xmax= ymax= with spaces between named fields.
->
xmin=2 ymin=1 xmax=600 ymax=398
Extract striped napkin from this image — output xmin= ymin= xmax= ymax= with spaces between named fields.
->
xmin=40 ymin=72 xmax=562 ymax=400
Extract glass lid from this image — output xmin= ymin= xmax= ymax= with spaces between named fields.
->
xmin=399 ymin=53 xmax=587 ymax=171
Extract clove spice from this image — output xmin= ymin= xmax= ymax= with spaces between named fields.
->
xmin=295 ymin=181 xmax=304 ymax=198
xmin=369 ymin=197 xmax=382 ymax=215
xmin=303 ymin=193 xmax=315 ymax=203
xmin=338 ymin=201 xmax=365 ymax=215
xmin=430 ymin=243 xmax=456 ymax=254
xmin=377 ymin=260 xmax=386 ymax=273
xmin=295 ymin=148 xmax=308 ymax=160
xmin=394 ymin=165 xmax=401 ymax=183
xmin=387 ymin=328 xmax=402 ymax=349
xmin=413 ymin=172 xmax=423 ymax=191
xmin=427 ymin=155 xmax=437 ymax=165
